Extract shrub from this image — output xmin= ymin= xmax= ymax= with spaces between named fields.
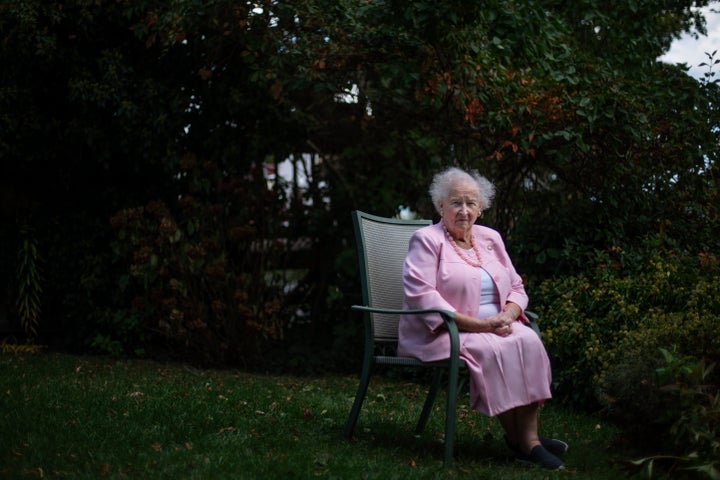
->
xmin=621 ymin=348 xmax=719 ymax=479
xmin=533 ymin=235 xmax=720 ymax=408
xmin=532 ymin=234 xmax=720 ymax=477
xmin=109 ymin=156 xmax=297 ymax=366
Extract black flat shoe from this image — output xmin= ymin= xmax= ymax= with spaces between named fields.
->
xmin=515 ymin=445 xmax=565 ymax=470
xmin=505 ymin=435 xmax=569 ymax=456
xmin=541 ymin=437 xmax=568 ymax=456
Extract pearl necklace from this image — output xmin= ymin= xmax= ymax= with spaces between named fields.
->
xmin=443 ymin=225 xmax=482 ymax=267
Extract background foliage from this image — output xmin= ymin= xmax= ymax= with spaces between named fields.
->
xmin=535 ymin=235 xmax=720 ymax=476
xmin=1 ymin=0 xmax=719 ymax=475
xmin=2 ymin=0 xmax=716 ymax=358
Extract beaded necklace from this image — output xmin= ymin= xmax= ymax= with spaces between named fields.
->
xmin=443 ymin=224 xmax=482 ymax=267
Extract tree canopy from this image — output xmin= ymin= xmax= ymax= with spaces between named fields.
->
xmin=0 ymin=0 xmax=717 ymax=365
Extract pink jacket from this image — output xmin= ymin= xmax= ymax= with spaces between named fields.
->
xmin=398 ymin=222 xmax=529 ymax=362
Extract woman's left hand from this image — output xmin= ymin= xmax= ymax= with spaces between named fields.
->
xmin=493 ymin=322 xmax=513 ymax=337
xmin=484 ymin=311 xmax=515 ymax=336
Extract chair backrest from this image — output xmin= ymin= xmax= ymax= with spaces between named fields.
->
xmin=352 ymin=211 xmax=432 ymax=343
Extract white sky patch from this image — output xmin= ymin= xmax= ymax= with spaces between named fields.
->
xmin=660 ymin=4 xmax=720 ymax=79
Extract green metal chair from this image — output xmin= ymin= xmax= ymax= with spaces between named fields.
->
xmin=343 ymin=210 xmax=465 ymax=466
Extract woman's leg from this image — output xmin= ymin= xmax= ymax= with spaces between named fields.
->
xmin=513 ymin=403 xmax=541 ymax=454
xmin=497 ymin=403 xmax=564 ymax=469
xmin=497 ymin=403 xmax=541 ymax=455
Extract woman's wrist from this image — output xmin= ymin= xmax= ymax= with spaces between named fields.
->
xmin=502 ymin=303 xmax=521 ymax=320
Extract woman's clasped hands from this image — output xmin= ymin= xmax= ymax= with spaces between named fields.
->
xmin=482 ymin=311 xmax=515 ymax=336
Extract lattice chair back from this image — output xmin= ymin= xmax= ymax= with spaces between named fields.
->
xmin=353 ymin=211 xmax=432 ymax=344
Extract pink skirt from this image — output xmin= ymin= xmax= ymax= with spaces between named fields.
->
xmin=459 ymin=323 xmax=552 ymax=416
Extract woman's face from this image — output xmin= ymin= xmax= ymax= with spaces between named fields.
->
xmin=439 ymin=179 xmax=481 ymax=239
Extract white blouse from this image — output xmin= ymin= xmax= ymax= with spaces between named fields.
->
xmin=478 ymin=267 xmax=501 ymax=319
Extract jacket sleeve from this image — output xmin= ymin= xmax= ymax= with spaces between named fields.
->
xmin=402 ymin=229 xmax=455 ymax=332
xmin=489 ymin=230 xmax=529 ymax=318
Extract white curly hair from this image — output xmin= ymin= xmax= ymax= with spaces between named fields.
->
xmin=428 ymin=167 xmax=495 ymax=215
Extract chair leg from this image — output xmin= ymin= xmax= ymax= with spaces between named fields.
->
xmin=415 ymin=369 xmax=442 ymax=435
xmin=344 ymin=361 xmax=373 ymax=437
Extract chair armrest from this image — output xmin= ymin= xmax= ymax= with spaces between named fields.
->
xmin=524 ymin=310 xmax=542 ymax=337
xmin=351 ymin=305 xmax=461 ymax=362
xmin=351 ymin=305 xmax=456 ymax=319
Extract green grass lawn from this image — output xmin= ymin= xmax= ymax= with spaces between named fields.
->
xmin=0 ymin=353 xmax=632 ymax=479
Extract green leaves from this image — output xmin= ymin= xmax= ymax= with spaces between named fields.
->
xmin=16 ymin=223 xmax=43 ymax=341
xmin=1 ymin=0 xmax=718 ymax=375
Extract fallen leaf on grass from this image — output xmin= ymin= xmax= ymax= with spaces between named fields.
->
xmin=150 ymin=443 xmax=162 ymax=451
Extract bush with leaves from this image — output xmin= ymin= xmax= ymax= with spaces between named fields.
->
xmin=533 ymin=233 xmax=720 ymax=477
xmin=15 ymin=221 xmax=43 ymax=342
xmin=533 ymin=234 xmax=720 ymax=409
xmin=621 ymin=349 xmax=719 ymax=479
xmin=109 ymin=156 xmax=297 ymax=366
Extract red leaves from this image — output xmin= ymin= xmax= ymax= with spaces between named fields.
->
xmin=501 ymin=140 xmax=518 ymax=153
xmin=463 ymin=99 xmax=485 ymax=126
xmin=270 ymin=82 xmax=283 ymax=101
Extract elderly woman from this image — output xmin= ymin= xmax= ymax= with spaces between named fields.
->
xmin=399 ymin=167 xmax=567 ymax=470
